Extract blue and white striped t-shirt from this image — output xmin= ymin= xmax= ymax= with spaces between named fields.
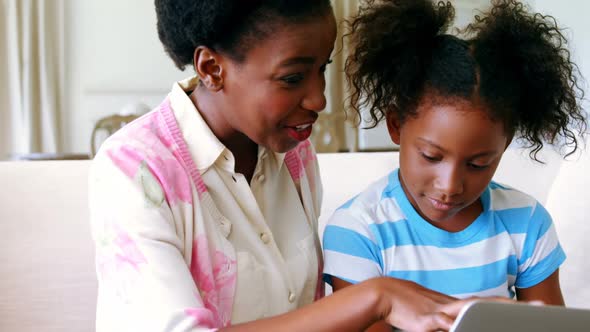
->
xmin=322 ymin=169 xmax=565 ymax=298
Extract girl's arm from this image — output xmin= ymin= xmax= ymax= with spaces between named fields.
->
xmin=516 ymin=270 xmax=564 ymax=305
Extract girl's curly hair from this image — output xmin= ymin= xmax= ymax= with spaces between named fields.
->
xmin=347 ymin=0 xmax=586 ymax=160
xmin=155 ymin=0 xmax=332 ymax=70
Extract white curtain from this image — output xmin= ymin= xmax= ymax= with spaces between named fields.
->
xmin=0 ymin=0 xmax=64 ymax=158
xmin=312 ymin=0 xmax=359 ymax=152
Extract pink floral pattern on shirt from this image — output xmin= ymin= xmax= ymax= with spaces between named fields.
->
xmin=93 ymin=96 xmax=322 ymax=329
xmin=188 ymin=234 xmax=237 ymax=327
xmin=297 ymin=140 xmax=315 ymax=169
xmin=95 ymin=222 xmax=147 ymax=301
xmin=106 ymin=112 xmax=193 ymax=206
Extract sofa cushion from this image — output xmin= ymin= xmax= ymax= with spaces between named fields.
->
xmin=0 ymin=161 xmax=96 ymax=332
xmin=545 ymin=153 xmax=590 ymax=309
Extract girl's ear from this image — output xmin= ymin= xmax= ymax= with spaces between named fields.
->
xmin=386 ymin=112 xmax=402 ymax=145
xmin=193 ymin=46 xmax=225 ymax=91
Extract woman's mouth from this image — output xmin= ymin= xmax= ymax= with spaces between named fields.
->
xmin=286 ymin=123 xmax=313 ymax=142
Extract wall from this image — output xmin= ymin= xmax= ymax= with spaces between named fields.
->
xmin=63 ymin=0 xmax=186 ymax=153
xmin=357 ymin=0 xmax=492 ymax=151
xmin=534 ymin=0 xmax=590 ymax=112
xmin=60 ymin=0 xmax=589 ymax=154
xmin=356 ymin=0 xmax=590 ymax=152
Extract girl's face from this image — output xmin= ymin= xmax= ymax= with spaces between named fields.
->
xmin=387 ymin=99 xmax=510 ymax=231
xmin=211 ymin=13 xmax=337 ymax=153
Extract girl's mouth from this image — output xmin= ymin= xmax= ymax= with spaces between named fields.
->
xmin=428 ymin=197 xmax=460 ymax=211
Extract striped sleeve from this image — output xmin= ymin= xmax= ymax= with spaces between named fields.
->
xmin=322 ymin=207 xmax=383 ymax=286
xmin=515 ymin=202 xmax=566 ymax=288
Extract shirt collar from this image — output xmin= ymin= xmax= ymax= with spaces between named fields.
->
xmin=169 ymin=76 xmax=226 ymax=171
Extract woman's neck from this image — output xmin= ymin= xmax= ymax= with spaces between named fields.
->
xmin=225 ymin=134 xmax=259 ymax=183
xmin=189 ymin=87 xmax=259 ymax=183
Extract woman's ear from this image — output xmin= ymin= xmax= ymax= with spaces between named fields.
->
xmin=193 ymin=46 xmax=224 ymax=91
xmin=386 ymin=112 xmax=402 ymax=145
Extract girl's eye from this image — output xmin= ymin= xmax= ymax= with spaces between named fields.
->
xmin=468 ymin=163 xmax=489 ymax=170
xmin=280 ymin=73 xmax=304 ymax=85
xmin=421 ymin=153 xmax=440 ymax=162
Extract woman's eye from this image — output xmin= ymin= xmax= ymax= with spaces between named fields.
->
xmin=281 ymin=73 xmax=304 ymax=85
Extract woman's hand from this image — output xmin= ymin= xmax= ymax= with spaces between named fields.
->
xmin=370 ymin=277 xmax=517 ymax=332
xmin=363 ymin=277 xmax=457 ymax=331
xmin=221 ymin=276 xmax=517 ymax=332
xmin=334 ymin=276 xmax=517 ymax=332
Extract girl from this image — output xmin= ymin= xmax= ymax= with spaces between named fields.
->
xmin=323 ymin=0 xmax=586 ymax=331
xmin=89 ymin=1 xmax=475 ymax=331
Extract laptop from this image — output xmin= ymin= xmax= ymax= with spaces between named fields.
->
xmin=450 ymin=301 xmax=590 ymax=332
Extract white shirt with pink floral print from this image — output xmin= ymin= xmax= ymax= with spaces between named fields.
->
xmin=90 ymin=76 xmax=324 ymax=332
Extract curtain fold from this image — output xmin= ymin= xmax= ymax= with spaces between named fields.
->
xmin=0 ymin=0 xmax=64 ymax=158
xmin=312 ymin=0 xmax=359 ymax=152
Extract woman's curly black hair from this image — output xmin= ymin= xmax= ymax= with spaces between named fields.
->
xmin=346 ymin=0 xmax=586 ymax=160
xmin=155 ymin=0 xmax=332 ymax=70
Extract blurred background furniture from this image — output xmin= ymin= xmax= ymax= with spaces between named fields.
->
xmin=90 ymin=114 xmax=140 ymax=157
xmin=89 ymin=102 xmax=151 ymax=157
xmin=5 ymin=152 xmax=90 ymax=161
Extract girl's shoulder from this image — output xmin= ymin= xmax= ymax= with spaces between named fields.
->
xmin=328 ymin=170 xmax=401 ymax=226
xmin=487 ymin=181 xmax=552 ymax=232
xmin=488 ymin=181 xmax=540 ymax=212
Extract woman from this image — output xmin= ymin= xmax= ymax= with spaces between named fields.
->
xmin=90 ymin=1 xmax=480 ymax=331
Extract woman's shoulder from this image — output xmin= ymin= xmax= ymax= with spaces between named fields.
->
xmin=91 ymin=107 xmax=192 ymax=194
xmin=99 ymin=107 xmax=176 ymax=155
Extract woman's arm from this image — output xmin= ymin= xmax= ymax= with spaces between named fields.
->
xmin=91 ymin=143 xmax=469 ymax=331
xmin=223 ymin=277 xmax=465 ymax=332
xmin=516 ymin=270 xmax=564 ymax=305
xmin=332 ymin=278 xmax=394 ymax=332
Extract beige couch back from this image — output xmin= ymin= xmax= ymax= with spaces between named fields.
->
xmin=0 ymin=150 xmax=586 ymax=331
xmin=0 ymin=161 xmax=96 ymax=332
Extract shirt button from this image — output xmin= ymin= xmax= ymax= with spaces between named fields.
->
xmin=257 ymin=174 xmax=265 ymax=182
xmin=260 ymin=232 xmax=271 ymax=244
xmin=288 ymin=291 xmax=296 ymax=303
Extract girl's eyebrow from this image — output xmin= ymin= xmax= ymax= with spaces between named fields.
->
xmin=417 ymin=137 xmax=500 ymax=158
xmin=417 ymin=137 xmax=446 ymax=152
xmin=470 ymin=150 xmax=501 ymax=159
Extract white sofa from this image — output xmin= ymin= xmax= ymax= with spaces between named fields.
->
xmin=0 ymin=149 xmax=588 ymax=331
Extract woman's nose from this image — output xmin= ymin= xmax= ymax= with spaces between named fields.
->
xmin=301 ymin=75 xmax=327 ymax=112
